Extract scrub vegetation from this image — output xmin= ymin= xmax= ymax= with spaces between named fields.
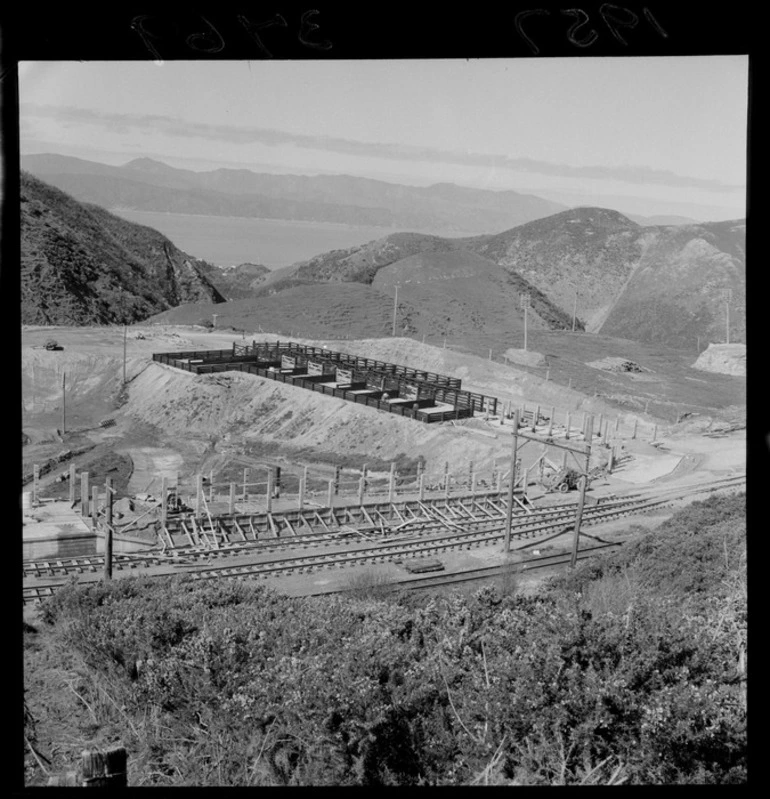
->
xmin=24 ymin=493 xmax=746 ymax=786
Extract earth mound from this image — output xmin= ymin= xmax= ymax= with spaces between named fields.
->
xmin=503 ymin=348 xmax=547 ymax=368
xmin=692 ymin=343 xmax=746 ymax=377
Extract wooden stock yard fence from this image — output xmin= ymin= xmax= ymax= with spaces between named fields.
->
xmin=152 ymin=340 xmax=498 ymax=422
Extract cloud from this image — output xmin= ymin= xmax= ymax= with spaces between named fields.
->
xmin=21 ymin=103 xmax=743 ymax=192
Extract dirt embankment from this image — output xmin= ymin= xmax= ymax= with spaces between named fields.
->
xmin=693 ymin=343 xmax=746 ymax=377
xmin=122 ymin=362 xmax=513 ymax=473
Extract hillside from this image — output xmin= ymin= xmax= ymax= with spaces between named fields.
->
xmin=149 ymin=283 xmax=423 ymax=339
xmin=457 ymin=208 xmax=644 ymax=330
xmin=21 ymin=172 xmax=225 ymax=325
xmin=150 ymin=243 xmax=578 ymax=347
xmin=455 ymin=208 xmax=745 ymax=347
xmin=372 ymin=250 xmax=576 ymax=341
xmin=598 ymin=221 xmax=746 ymax=348
xmin=22 ymin=153 xmax=567 ymax=235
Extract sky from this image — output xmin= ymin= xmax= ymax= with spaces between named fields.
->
xmin=18 ymin=57 xmax=749 ymax=221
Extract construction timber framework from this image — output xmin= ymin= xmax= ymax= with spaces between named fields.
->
xmin=503 ymin=409 xmax=594 ymax=566
xmin=153 ymin=340 xmax=498 ymax=423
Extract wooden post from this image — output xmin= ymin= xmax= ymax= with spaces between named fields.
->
xmin=327 ymin=479 xmax=334 ymax=508
xmin=358 ymin=475 xmax=365 ymax=506
xmin=242 ymin=468 xmax=249 ymax=502
xmin=266 ymin=469 xmax=273 ymax=513
xmin=632 ymin=418 xmax=638 ymax=439
xmin=69 ymin=463 xmax=77 ymax=504
xmin=533 ymin=405 xmax=540 ymax=431
xmin=122 ymin=325 xmax=128 ymax=385
xmin=389 ymin=462 xmax=396 ymax=503
xmin=161 ymin=477 xmax=168 ymax=529
xmin=229 ymin=482 xmax=236 ymax=514
xmin=614 ymin=416 xmax=620 ymax=435
xmin=61 ymin=372 xmax=66 ymax=436
xmin=91 ymin=486 xmax=99 ymax=531
xmin=548 ymin=406 xmax=555 ymax=436
xmin=32 ymin=464 xmax=39 ymax=507
xmin=333 ymin=466 xmax=340 ymax=496
xmin=300 ymin=466 xmax=308 ymax=509
xmin=503 ymin=410 xmax=520 ymax=554
xmin=104 ymin=478 xmax=114 ymax=580
xmin=565 ymin=412 xmax=571 ymax=439
xmin=418 ymin=472 xmax=425 ymax=500
xmin=468 ymin=461 xmax=474 ymax=492
xmin=196 ymin=475 xmax=203 ymax=516
xmin=562 ymin=450 xmax=568 ymax=469
xmin=607 ymin=448 xmax=614 ymax=473
xmin=570 ymin=416 xmax=593 ymax=568
xmin=209 ymin=469 xmax=214 ymax=503
xmin=81 ymin=745 xmax=128 ymax=787
xmin=496 ymin=471 xmax=502 ymax=492
xmin=81 ymin=471 xmax=89 ymax=517
xmin=597 ymin=414 xmax=603 ymax=438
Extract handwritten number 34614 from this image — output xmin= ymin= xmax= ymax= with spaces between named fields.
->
xmin=515 ymin=5 xmax=668 ymax=55
xmin=131 ymin=11 xmax=332 ymax=61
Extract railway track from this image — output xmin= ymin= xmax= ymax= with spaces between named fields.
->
xmin=22 ymin=473 xmax=744 ymax=604
xmin=307 ymin=542 xmax=624 ymax=596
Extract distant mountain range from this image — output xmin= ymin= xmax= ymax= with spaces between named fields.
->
xmin=21 ymin=171 xmax=225 ymax=325
xmin=21 ymin=153 xmax=570 ymax=235
xmin=22 ymin=153 xmax=700 ymax=236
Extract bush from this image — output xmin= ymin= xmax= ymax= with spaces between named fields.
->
xmin=31 ymin=494 xmax=747 ymax=785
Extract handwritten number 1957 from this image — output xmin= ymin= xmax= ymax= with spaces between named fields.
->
xmin=515 ymin=5 xmax=668 ymax=55
xmin=132 ymin=11 xmax=332 ymax=61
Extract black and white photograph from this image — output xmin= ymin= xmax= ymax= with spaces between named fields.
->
xmin=19 ymin=22 xmax=748 ymax=787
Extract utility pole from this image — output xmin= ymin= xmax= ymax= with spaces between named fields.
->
xmin=61 ymin=372 xmax=66 ymax=435
xmin=122 ymin=325 xmax=127 ymax=385
xmin=722 ymin=289 xmax=732 ymax=344
xmin=570 ymin=415 xmax=593 ymax=568
xmin=392 ymin=285 xmax=398 ymax=337
xmin=503 ymin=409 xmax=520 ymax=554
xmin=104 ymin=477 xmax=114 ymax=580
xmin=572 ymin=289 xmax=578 ymax=332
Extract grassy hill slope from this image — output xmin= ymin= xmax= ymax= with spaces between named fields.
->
xmin=149 ymin=282 xmax=421 ymax=340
